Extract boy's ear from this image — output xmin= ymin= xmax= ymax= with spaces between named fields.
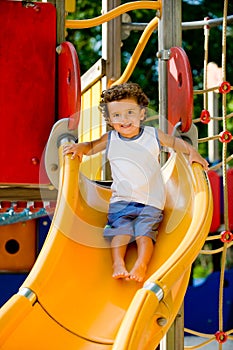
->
xmin=140 ymin=108 xmax=146 ymax=121
xmin=108 ymin=119 xmax=113 ymax=126
xmin=107 ymin=119 xmax=114 ymax=128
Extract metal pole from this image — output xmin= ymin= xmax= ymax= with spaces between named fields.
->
xmin=102 ymin=0 xmax=121 ymax=87
xmin=158 ymin=1 xmax=183 ymax=349
xmin=158 ymin=0 xmax=182 ymax=133
xmin=158 ymin=0 xmax=182 ymax=165
xmin=102 ymin=0 xmax=121 ymax=179
xmin=54 ymin=0 xmax=65 ymax=44
xmin=208 ymin=92 xmax=220 ymax=163
xmin=121 ymin=15 xmax=233 ymax=32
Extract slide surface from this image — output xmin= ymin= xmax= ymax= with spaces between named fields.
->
xmin=0 ymin=148 xmax=213 ymax=350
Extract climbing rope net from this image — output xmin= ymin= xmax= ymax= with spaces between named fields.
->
xmin=184 ymin=0 xmax=233 ymax=348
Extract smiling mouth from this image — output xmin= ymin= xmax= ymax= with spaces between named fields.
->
xmin=121 ymin=123 xmax=132 ymax=128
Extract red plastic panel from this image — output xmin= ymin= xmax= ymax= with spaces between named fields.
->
xmin=0 ymin=1 xmax=56 ymax=184
xmin=208 ymin=171 xmax=221 ymax=233
xmin=58 ymin=42 xmax=81 ymax=130
xmin=168 ymin=47 xmax=193 ymax=133
xmin=227 ymin=169 xmax=233 ymax=231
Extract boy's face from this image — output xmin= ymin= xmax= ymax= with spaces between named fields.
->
xmin=108 ymin=98 xmax=145 ymax=138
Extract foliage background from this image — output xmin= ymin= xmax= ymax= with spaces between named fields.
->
xmin=66 ymin=0 xmax=233 ymax=163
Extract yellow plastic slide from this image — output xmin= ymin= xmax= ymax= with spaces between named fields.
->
xmin=0 ymin=145 xmax=212 ymax=349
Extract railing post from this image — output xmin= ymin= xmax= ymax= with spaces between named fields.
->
xmin=158 ymin=0 xmax=182 ymax=165
xmin=158 ymin=1 xmax=183 ymax=347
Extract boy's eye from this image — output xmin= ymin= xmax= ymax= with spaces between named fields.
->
xmin=128 ymin=109 xmax=135 ymax=115
xmin=111 ymin=108 xmax=138 ymax=119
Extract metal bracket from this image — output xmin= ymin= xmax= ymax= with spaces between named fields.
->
xmin=156 ymin=49 xmax=171 ymax=61
xmin=172 ymin=122 xmax=198 ymax=150
xmin=18 ymin=287 xmax=37 ymax=305
xmin=45 ymin=118 xmax=78 ymax=189
xmin=143 ymin=282 xmax=164 ymax=301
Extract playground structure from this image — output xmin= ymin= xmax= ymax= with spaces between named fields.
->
xmin=0 ymin=0 xmax=232 ymax=349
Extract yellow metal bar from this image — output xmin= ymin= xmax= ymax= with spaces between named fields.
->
xmin=66 ymin=1 xmax=161 ymax=29
xmin=111 ymin=17 xmax=159 ymax=86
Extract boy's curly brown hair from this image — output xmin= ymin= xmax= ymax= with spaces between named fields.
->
xmin=99 ymin=82 xmax=149 ymax=123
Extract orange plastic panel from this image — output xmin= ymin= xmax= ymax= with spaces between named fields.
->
xmin=0 ymin=1 xmax=56 ymax=184
xmin=58 ymin=42 xmax=81 ymax=130
xmin=0 ymin=221 xmax=36 ymax=272
xmin=168 ymin=47 xmax=193 ymax=133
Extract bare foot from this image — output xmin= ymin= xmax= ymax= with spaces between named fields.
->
xmin=112 ymin=263 xmax=130 ymax=279
xmin=129 ymin=262 xmax=147 ymax=282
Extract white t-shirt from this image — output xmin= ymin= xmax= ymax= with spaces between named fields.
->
xmin=106 ymin=126 xmax=166 ymax=210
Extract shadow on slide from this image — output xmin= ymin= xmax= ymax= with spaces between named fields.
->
xmin=0 ymin=141 xmax=213 ymax=349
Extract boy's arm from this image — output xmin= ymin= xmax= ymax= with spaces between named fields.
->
xmin=63 ymin=132 xmax=109 ymax=161
xmin=157 ymin=129 xmax=209 ymax=171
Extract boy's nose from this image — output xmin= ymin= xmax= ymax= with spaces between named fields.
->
xmin=121 ymin=112 xmax=129 ymax=120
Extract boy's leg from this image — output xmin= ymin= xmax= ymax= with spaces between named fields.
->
xmin=130 ymin=205 xmax=163 ymax=282
xmin=111 ymin=234 xmax=131 ymax=279
xmin=129 ymin=236 xmax=154 ymax=282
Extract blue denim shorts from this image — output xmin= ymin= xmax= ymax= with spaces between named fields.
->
xmin=103 ymin=201 xmax=163 ymax=242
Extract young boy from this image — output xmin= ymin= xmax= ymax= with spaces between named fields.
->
xmin=63 ymin=83 xmax=209 ymax=283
